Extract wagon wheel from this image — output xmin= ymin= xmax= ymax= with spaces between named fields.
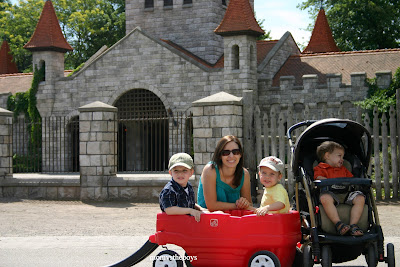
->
xmin=321 ymin=246 xmax=332 ymax=267
xmin=153 ymin=250 xmax=183 ymax=267
xmin=365 ymin=243 xmax=378 ymax=267
xmin=248 ymin=250 xmax=281 ymax=267
xmin=386 ymin=243 xmax=395 ymax=267
xmin=184 ymin=252 xmax=193 ymax=267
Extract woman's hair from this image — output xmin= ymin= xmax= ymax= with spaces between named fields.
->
xmin=211 ymin=135 xmax=244 ymax=187
xmin=316 ymin=141 xmax=344 ymax=162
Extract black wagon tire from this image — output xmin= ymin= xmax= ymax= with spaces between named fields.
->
xmin=303 ymin=244 xmax=314 ymax=267
xmin=321 ymin=246 xmax=332 ymax=267
xmin=248 ymin=250 xmax=281 ymax=267
xmin=387 ymin=243 xmax=395 ymax=267
xmin=153 ymin=250 xmax=183 ymax=267
xmin=184 ymin=252 xmax=194 ymax=267
xmin=365 ymin=243 xmax=378 ymax=267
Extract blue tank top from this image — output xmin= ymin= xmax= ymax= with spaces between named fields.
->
xmin=197 ymin=161 xmax=245 ymax=209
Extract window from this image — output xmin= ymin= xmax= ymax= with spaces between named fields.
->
xmin=232 ymin=45 xmax=239 ymax=70
xmin=183 ymin=0 xmax=192 ymax=4
xmin=145 ymin=0 xmax=154 ymax=8
xmin=164 ymin=0 xmax=173 ymax=7
xmin=222 ymin=0 xmax=227 ymax=6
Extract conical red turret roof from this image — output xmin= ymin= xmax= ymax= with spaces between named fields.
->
xmin=215 ymin=0 xmax=264 ymax=37
xmin=303 ymin=8 xmax=339 ymax=54
xmin=24 ymin=0 xmax=73 ymax=53
xmin=0 ymin=40 xmax=19 ymax=74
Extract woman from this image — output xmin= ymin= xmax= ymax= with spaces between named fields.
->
xmin=197 ymin=135 xmax=252 ymax=211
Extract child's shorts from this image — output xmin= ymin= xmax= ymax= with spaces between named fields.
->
xmin=320 ymin=190 xmax=365 ymax=206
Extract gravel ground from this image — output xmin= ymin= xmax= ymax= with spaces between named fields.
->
xmin=0 ymin=199 xmax=159 ymax=237
xmin=0 ymin=198 xmax=399 ymax=238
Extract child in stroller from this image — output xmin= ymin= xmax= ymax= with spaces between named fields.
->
xmin=287 ymin=118 xmax=395 ymax=267
xmin=314 ymin=141 xmax=365 ymax=236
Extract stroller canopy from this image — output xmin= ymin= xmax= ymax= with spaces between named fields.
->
xmin=290 ymin=118 xmax=372 ymax=177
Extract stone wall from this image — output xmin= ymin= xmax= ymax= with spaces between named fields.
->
xmin=37 ymin=28 xmax=226 ymax=119
xmin=257 ymin=71 xmax=393 ymax=117
xmin=125 ymin=0 xmax=228 ymax=64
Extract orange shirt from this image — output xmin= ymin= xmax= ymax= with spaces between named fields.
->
xmin=313 ymin=162 xmax=353 ymax=180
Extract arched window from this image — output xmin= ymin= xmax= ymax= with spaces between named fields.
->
xmin=145 ymin=0 xmax=154 ymax=8
xmin=164 ymin=0 xmax=173 ymax=7
xmin=38 ymin=60 xmax=46 ymax=81
xmin=232 ymin=45 xmax=239 ymax=70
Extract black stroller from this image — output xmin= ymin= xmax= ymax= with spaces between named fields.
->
xmin=287 ymin=118 xmax=395 ymax=266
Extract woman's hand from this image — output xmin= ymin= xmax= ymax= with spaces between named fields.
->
xmin=235 ymin=197 xmax=251 ymax=209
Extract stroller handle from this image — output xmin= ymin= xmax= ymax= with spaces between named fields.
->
xmin=287 ymin=120 xmax=317 ymax=141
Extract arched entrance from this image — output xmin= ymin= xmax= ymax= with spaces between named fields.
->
xmin=115 ymin=89 xmax=168 ymax=172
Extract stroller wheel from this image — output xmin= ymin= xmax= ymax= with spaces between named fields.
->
xmin=302 ymin=244 xmax=313 ymax=267
xmin=153 ymin=250 xmax=183 ymax=267
xmin=387 ymin=243 xmax=395 ymax=267
xmin=365 ymin=243 xmax=378 ymax=267
xmin=321 ymin=246 xmax=332 ymax=267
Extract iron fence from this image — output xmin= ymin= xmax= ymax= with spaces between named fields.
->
xmin=117 ymin=111 xmax=193 ymax=172
xmin=13 ymin=116 xmax=79 ymax=173
xmin=12 ymin=112 xmax=192 ymax=174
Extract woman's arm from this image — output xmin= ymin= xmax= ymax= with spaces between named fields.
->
xmin=239 ymin=168 xmax=253 ymax=208
xmin=201 ymin=164 xmax=237 ymax=211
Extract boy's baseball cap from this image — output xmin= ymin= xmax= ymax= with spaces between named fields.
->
xmin=168 ymin=153 xmax=194 ymax=170
xmin=258 ymin=156 xmax=284 ymax=173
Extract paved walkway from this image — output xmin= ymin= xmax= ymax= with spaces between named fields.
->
xmin=0 ymin=199 xmax=399 ymax=266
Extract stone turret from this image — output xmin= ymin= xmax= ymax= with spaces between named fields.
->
xmin=24 ymin=0 xmax=73 ymax=81
xmin=214 ymin=0 xmax=264 ymax=96
xmin=303 ymin=8 xmax=340 ymax=54
xmin=0 ymin=40 xmax=19 ymax=74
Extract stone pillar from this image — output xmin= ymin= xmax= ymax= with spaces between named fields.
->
xmin=78 ymin=101 xmax=117 ymax=200
xmin=192 ymin=92 xmax=243 ymax=178
xmin=376 ymin=70 xmax=392 ymax=89
xmin=0 ymin=108 xmax=13 ymax=180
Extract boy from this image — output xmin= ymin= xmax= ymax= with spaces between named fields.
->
xmin=159 ymin=153 xmax=204 ymax=222
xmin=314 ymin=141 xmax=365 ymax=236
xmin=251 ymin=156 xmax=290 ymax=216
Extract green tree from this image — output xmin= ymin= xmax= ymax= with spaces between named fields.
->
xmin=0 ymin=0 xmax=125 ymax=71
xmin=256 ymin=17 xmax=272 ymax=41
xmin=298 ymin=0 xmax=400 ymax=51
xmin=354 ymin=67 xmax=400 ymax=113
xmin=54 ymin=0 xmax=125 ymax=68
xmin=0 ymin=0 xmax=10 ymax=11
xmin=0 ymin=0 xmax=43 ymax=72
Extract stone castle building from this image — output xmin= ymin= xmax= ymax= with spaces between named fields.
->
xmin=1 ymin=0 xmax=400 ymax=175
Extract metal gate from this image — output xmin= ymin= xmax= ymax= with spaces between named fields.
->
xmin=115 ymin=89 xmax=193 ymax=172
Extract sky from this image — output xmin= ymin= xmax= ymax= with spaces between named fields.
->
xmin=9 ymin=0 xmax=314 ymax=48
xmin=254 ymin=0 xmax=313 ymax=48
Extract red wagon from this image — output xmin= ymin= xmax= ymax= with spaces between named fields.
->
xmin=110 ymin=209 xmax=301 ymax=267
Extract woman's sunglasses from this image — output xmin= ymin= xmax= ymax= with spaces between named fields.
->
xmin=221 ymin=149 xmax=241 ymax=156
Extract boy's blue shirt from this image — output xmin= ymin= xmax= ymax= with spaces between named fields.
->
xmin=159 ymin=178 xmax=195 ymax=212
